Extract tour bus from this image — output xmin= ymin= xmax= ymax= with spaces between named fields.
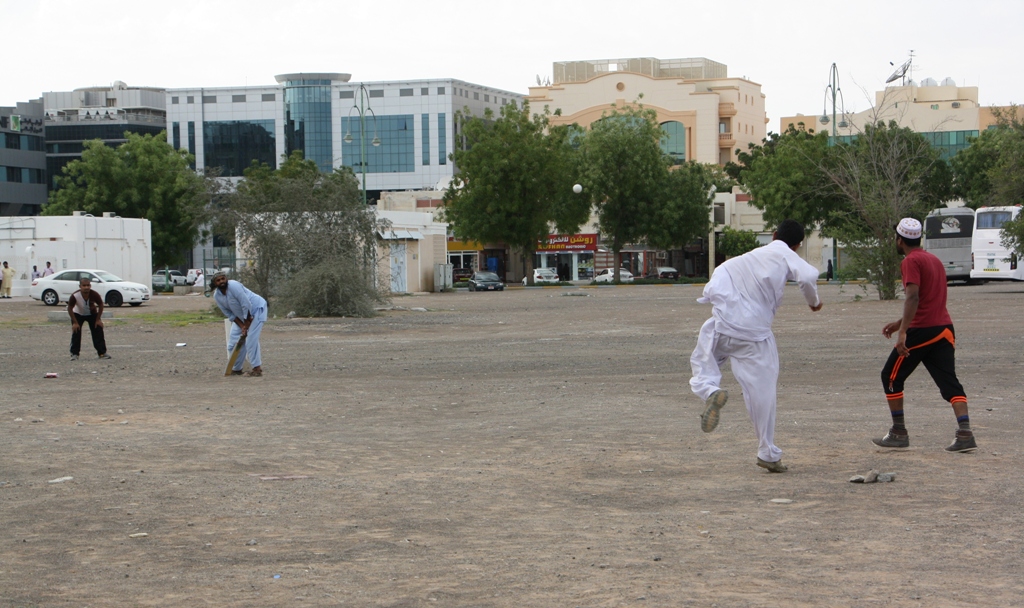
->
xmin=923 ymin=206 xmax=975 ymax=282
xmin=970 ymin=205 xmax=1023 ymax=281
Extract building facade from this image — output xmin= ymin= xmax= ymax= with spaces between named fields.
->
xmin=44 ymin=82 xmax=167 ymax=190
xmin=166 ymin=73 xmax=525 ymax=196
xmin=0 ymin=99 xmax=47 ymax=216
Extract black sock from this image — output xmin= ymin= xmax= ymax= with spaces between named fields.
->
xmin=891 ymin=410 xmax=906 ymax=432
xmin=957 ymin=415 xmax=971 ymax=432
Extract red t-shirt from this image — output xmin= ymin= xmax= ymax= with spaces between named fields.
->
xmin=901 ymin=248 xmax=952 ymax=328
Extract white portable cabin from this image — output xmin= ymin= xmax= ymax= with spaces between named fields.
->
xmin=0 ymin=213 xmax=152 ymax=296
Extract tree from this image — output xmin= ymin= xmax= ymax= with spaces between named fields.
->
xmin=718 ymin=226 xmax=762 ymax=257
xmin=43 ymin=132 xmax=211 ymax=267
xmin=819 ymin=121 xmax=951 ymax=299
xmin=646 ymin=161 xmax=716 ymax=252
xmin=441 ymin=102 xmax=588 ymax=284
xmin=577 ymin=104 xmax=670 ymax=282
xmin=214 ymin=151 xmax=390 ymax=316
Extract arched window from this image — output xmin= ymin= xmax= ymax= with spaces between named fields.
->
xmin=660 ymin=121 xmax=686 ymax=165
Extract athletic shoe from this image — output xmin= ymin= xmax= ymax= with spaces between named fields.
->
xmin=98 ymin=353 xmax=111 ymax=360
xmin=757 ymin=458 xmax=788 ymax=473
xmin=872 ymin=429 xmax=909 ymax=448
xmin=700 ymin=389 xmax=728 ymax=433
xmin=945 ymin=430 xmax=978 ymax=453
xmin=70 ymin=354 xmax=79 ymax=361
xmin=229 ymin=370 xmax=244 ymax=376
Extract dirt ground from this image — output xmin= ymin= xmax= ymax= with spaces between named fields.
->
xmin=0 ymin=281 xmax=1022 ymax=607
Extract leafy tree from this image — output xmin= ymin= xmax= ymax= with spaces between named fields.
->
xmin=43 ymin=132 xmax=211 ymax=267
xmin=646 ymin=161 xmax=716 ymax=252
xmin=577 ymin=104 xmax=670 ymax=282
xmin=441 ymin=102 xmax=588 ymax=284
xmin=718 ymin=226 xmax=762 ymax=257
xmin=214 ymin=151 xmax=390 ymax=316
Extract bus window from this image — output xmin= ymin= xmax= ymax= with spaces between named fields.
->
xmin=976 ymin=211 xmax=1012 ymax=229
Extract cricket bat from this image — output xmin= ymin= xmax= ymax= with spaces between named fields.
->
xmin=225 ymin=334 xmax=246 ymax=376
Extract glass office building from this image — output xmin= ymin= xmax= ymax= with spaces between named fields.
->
xmin=283 ymin=77 xmax=334 ymax=173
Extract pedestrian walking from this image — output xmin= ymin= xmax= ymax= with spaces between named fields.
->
xmin=43 ymin=261 xmax=55 ymax=276
xmin=689 ymin=219 xmax=823 ymax=473
xmin=873 ymin=218 xmax=977 ymax=452
xmin=67 ymin=277 xmax=110 ymax=360
xmin=211 ymin=272 xmax=267 ymax=377
xmin=1 ymin=261 xmax=15 ymax=298
xmin=31 ymin=265 xmax=41 ymax=280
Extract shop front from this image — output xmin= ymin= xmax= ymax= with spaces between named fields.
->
xmin=534 ymin=234 xmax=597 ymax=281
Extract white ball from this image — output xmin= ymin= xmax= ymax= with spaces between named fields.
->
xmin=572 ymin=184 xmax=583 ymax=194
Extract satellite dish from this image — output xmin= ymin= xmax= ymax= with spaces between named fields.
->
xmin=886 ymin=58 xmax=912 ymax=84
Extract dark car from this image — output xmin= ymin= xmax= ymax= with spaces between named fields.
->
xmin=645 ymin=266 xmax=680 ymax=280
xmin=452 ymin=267 xmax=473 ymax=283
xmin=468 ymin=271 xmax=505 ymax=291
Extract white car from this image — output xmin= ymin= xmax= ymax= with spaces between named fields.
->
xmin=593 ymin=268 xmax=634 ymax=283
xmin=522 ymin=267 xmax=561 ymax=286
xmin=31 ymin=269 xmax=151 ymax=307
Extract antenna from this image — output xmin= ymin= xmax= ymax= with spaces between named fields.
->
xmin=886 ymin=57 xmax=912 ymax=85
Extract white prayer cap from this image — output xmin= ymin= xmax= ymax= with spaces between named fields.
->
xmin=896 ymin=218 xmax=922 ymax=239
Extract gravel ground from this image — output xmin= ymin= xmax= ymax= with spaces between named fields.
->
xmin=1 ymin=282 xmax=1022 ymax=607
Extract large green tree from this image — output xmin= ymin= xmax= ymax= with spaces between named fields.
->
xmin=43 ymin=132 xmax=211 ymax=267
xmin=214 ymin=151 xmax=389 ymax=316
xmin=577 ymin=104 xmax=670 ymax=282
xmin=646 ymin=161 xmax=717 ymax=252
xmin=442 ymin=102 xmax=589 ymax=284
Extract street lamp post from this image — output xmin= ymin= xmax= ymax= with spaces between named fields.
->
xmin=821 ymin=63 xmax=846 ymax=278
xmin=343 ymin=84 xmax=380 ymax=205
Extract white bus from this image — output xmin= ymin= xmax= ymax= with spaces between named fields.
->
xmin=923 ymin=206 xmax=974 ymax=282
xmin=970 ymin=205 xmax=1023 ymax=281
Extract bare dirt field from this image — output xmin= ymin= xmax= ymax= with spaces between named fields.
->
xmin=1 ymin=281 xmax=1022 ymax=607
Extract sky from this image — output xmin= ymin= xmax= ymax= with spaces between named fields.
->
xmin=4 ymin=0 xmax=1021 ymax=132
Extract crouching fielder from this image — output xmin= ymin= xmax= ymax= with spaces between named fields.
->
xmin=689 ymin=220 xmax=822 ymax=473
xmin=211 ymin=272 xmax=268 ymax=377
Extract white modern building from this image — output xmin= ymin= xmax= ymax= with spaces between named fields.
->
xmin=166 ymin=73 xmax=525 ymax=196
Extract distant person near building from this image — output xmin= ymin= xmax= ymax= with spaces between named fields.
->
xmin=31 ymin=265 xmax=42 ymax=280
xmin=1 ymin=262 xmax=15 ymax=298
xmin=43 ymin=262 xmax=55 ymax=276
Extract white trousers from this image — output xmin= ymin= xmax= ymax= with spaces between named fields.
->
xmin=689 ymin=318 xmax=782 ymax=463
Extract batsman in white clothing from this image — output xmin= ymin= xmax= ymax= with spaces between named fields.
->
xmin=689 ymin=220 xmax=823 ymax=473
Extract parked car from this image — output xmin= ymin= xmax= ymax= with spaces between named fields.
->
xmin=152 ymin=274 xmax=172 ymax=291
xmin=31 ymin=269 xmax=150 ymax=307
xmin=522 ymin=267 xmax=560 ymax=286
xmin=156 ymin=269 xmax=189 ymax=286
xmin=452 ymin=267 xmax=473 ymax=283
xmin=593 ymin=268 xmax=634 ymax=283
xmin=468 ymin=271 xmax=505 ymax=291
xmin=645 ymin=266 xmax=679 ymax=280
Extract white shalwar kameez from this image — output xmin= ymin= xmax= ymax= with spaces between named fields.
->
xmin=689 ymin=240 xmax=820 ymax=463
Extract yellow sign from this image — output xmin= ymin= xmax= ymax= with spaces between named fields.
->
xmin=447 ymin=240 xmax=483 ymax=251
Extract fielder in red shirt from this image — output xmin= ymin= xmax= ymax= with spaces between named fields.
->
xmin=874 ymin=218 xmax=977 ymax=452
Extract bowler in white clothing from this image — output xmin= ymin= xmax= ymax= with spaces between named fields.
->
xmin=211 ymin=272 xmax=268 ymax=377
xmin=689 ymin=220 xmax=822 ymax=473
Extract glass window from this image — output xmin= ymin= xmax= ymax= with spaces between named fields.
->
xmin=438 ymin=113 xmax=446 ymax=165
xmin=172 ymin=122 xmax=180 ymax=149
xmin=202 ymin=95 xmax=216 ymax=104
xmin=203 ymin=120 xmax=277 ymax=177
xmin=400 ymin=89 xmax=413 ymax=97
xmin=339 ymin=91 xmax=354 ymax=99
xmin=285 ymin=83 xmax=333 ymax=172
xmin=660 ymin=121 xmax=686 ymax=164
xmin=421 ymin=114 xmax=430 ymax=166
xmin=232 ymin=94 xmax=246 ymax=103
xmin=473 ymin=92 xmax=479 ymax=100
xmin=340 ymin=114 xmax=415 ymax=173
xmin=187 ymin=96 xmax=194 ymax=104
xmin=261 ymin=93 xmax=276 ymax=102
xmin=484 ymin=94 xmax=490 ymax=102
xmin=369 ymin=90 xmax=384 ymax=98
xmin=171 ymin=96 xmax=179 ymax=104
xmin=421 ymin=88 xmax=429 ymax=95
xmin=187 ymin=121 xmax=196 ymax=158
xmin=977 ymin=211 xmax=1013 ymax=229
xmin=437 ymin=87 xmax=445 ymax=95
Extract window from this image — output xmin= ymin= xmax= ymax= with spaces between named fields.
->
xmin=261 ymin=93 xmax=276 ymax=102
xmin=171 ymin=96 xmax=179 ymax=104
xmin=339 ymin=90 xmax=355 ymax=99
xmin=437 ymin=87 xmax=445 ymax=95
xmin=187 ymin=96 xmax=194 ymax=104
xmin=421 ymin=87 xmax=429 ymax=95
xmin=232 ymin=94 xmax=246 ymax=103
xmin=369 ymin=90 xmax=384 ymax=98
xmin=438 ymin=113 xmax=446 ymax=165
xmin=421 ymin=114 xmax=430 ymax=166
xmin=977 ymin=211 xmax=1013 ymax=229
xmin=203 ymin=120 xmax=277 ymax=176
xmin=400 ymin=88 xmax=413 ymax=97
xmin=660 ymin=121 xmax=686 ymax=165
xmin=473 ymin=92 xmax=479 ymax=100
xmin=484 ymin=94 xmax=490 ymax=102
xmin=172 ymin=122 xmax=180 ymax=149
xmin=340 ymin=114 xmax=415 ymax=173
xmin=187 ymin=121 xmax=196 ymax=159
xmin=202 ymin=95 xmax=216 ymax=104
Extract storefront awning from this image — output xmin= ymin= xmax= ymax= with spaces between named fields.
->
xmin=379 ymin=229 xmax=423 ymax=240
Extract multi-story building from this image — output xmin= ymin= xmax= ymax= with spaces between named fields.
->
xmin=0 ymin=99 xmax=47 ymax=216
xmin=43 ymin=82 xmax=167 ymax=190
xmin=165 ymin=72 xmax=524 ymax=194
xmin=524 ymin=57 xmax=769 ymax=279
